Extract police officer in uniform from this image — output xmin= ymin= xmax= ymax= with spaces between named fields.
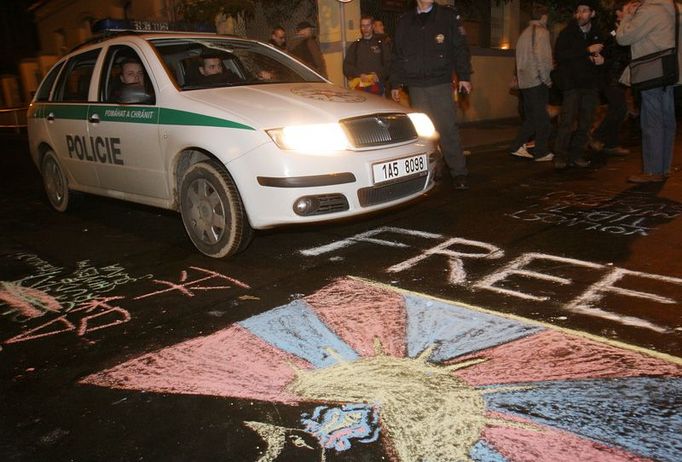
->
xmin=343 ymin=15 xmax=391 ymax=96
xmin=390 ymin=0 xmax=473 ymax=190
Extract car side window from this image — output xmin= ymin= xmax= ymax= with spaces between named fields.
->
xmin=53 ymin=49 xmax=100 ymax=102
xmin=100 ymin=45 xmax=155 ymax=105
xmin=35 ymin=61 xmax=65 ymax=102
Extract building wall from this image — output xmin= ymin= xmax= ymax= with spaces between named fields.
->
xmin=32 ymin=0 xmax=171 ymax=55
xmin=28 ymin=0 xmax=522 ymax=122
xmin=318 ymin=0 xmax=361 ymax=86
xmin=462 ymin=52 xmax=518 ymax=122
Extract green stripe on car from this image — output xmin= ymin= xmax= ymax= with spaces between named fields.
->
xmin=159 ymin=108 xmax=254 ymax=130
xmin=31 ymin=104 xmax=254 ymax=130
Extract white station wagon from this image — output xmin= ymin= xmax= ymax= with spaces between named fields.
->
xmin=28 ymin=29 xmax=439 ymax=258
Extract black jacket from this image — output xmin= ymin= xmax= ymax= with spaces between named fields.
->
xmin=601 ymin=29 xmax=630 ymax=87
xmin=390 ymin=3 xmax=472 ymax=87
xmin=554 ymin=20 xmax=606 ymax=90
xmin=343 ymin=35 xmax=391 ymax=81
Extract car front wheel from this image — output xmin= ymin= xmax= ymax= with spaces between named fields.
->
xmin=179 ymin=160 xmax=253 ymax=258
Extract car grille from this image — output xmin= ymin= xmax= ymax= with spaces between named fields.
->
xmin=357 ymin=174 xmax=428 ymax=207
xmin=341 ymin=113 xmax=418 ymax=148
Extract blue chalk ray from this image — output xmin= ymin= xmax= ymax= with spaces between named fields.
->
xmin=404 ymin=294 xmax=543 ymax=361
xmin=470 ymin=440 xmax=508 ymax=462
xmin=484 ymin=376 xmax=682 ymax=462
xmin=239 ymin=299 xmax=359 ymax=368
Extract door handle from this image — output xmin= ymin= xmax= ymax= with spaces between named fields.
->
xmin=46 ymin=112 xmax=55 ymax=121
xmin=88 ymin=113 xmax=100 ymax=124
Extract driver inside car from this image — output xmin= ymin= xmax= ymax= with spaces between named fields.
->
xmin=194 ymin=51 xmax=242 ymax=85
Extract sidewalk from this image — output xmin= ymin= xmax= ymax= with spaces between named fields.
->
xmin=460 ymin=118 xmax=520 ymax=151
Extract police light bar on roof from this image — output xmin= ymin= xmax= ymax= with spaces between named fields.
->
xmin=91 ymin=18 xmax=216 ymax=34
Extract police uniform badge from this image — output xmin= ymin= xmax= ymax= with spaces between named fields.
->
xmin=435 ymin=34 xmax=445 ymax=44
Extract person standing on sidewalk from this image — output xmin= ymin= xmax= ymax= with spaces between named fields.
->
xmin=290 ymin=21 xmax=328 ymax=78
xmin=617 ymin=0 xmax=677 ymax=183
xmin=509 ymin=4 xmax=554 ymax=163
xmin=590 ymin=0 xmax=631 ymax=157
xmin=269 ymin=26 xmax=287 ymax=51
xmin=390 ymin=0 xmax=472 ymax=190
xmin=344 ymin=15 xmax=391 ymax=96
xmin=553 ymin=1 xmax=606 ymax=169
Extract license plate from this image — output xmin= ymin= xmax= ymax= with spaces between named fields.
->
xmin=372 ymin=154 xmax=428 ymax=184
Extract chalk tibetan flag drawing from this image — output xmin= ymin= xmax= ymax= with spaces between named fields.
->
xmin=82 ymin=278 xmax=682 ymax=462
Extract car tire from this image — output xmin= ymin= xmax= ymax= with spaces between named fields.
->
xmin=41 ymin=150 xmax=74 ymax=212
xmin=179 ymin=160 xmax=253 ymax=258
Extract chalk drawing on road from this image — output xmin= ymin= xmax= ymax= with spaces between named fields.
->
xmin=301 ymin=227 xmax=682 ymax=333
xmin=133 ymin=266 xmax=250 ymax=300
xmin=4 ymin=297 xmax=130 ymax=344
xmin=244 ymin=421 xmax=326 ymax=462
xmin=0 ymin=282 xmax=62 ymax=319
xmin=301 ymin=403 xmax=380 ymax=452
xmin=82 ymin=278 xmax=682 ymax=462
xmin=2 ymin=257 xmax=252 ymax=345
xmin=508 ymin=189 xmax=682 ymax=236
xmin=1 ymin=253 xmax=152 ymax=321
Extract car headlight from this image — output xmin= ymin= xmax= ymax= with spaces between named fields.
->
xmin=408 ymin=112 xmax=436 ymax=139
xmin=266 ymin=123 xmax=351 ymax=152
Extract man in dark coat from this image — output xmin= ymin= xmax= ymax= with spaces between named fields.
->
xmin=343 ymin=15 xmax=391 ymax=95
xmin=290 ymin=21 xmax=327 ymax=78
xmin=553 ymin=1 xmax=606 ymax=169
xmin=269 ymin=26 xmax=287 ymax=51
xmin=390 ymin=0 xmax=472 ymax=190
xmin=591 ymin=0 xmax=631 ymax=156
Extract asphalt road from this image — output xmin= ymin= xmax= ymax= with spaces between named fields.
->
xmin=1 ymin=130 xmax=681 ymax=461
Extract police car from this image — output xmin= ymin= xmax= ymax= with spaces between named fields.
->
xmin=28 ymin=23 xmax=438 ymax=258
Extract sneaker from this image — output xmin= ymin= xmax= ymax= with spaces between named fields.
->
xmin=524 ymin=141 xmax=536 ymax=149
xmin=510 ymin=145 xmax=533 ymax=159
xmin=603 ymin=146 xmax=630 ymax=156
xmin=572 ymin=158 xmax=591 ymax=168
xmin=534 ymin=153 xmax=555 ymax=162
xmin=627 ymin=173 xmax=666 ymax=183
xmin=452 ymin=175 xmax=469 ymax=190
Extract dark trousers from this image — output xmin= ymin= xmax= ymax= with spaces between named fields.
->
xmin=593 ymin=84 xmax=627 ymax=148
xmin=410 ymin=83 xmax=467 ymax=177
xmin=555 ymin=88 xmax=599 ymax=162
xmin=510 ymin=84 xmax=551 ymax=158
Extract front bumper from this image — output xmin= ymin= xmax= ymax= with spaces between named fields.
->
xmin=228 ymin=140 xmax=439 ymax=229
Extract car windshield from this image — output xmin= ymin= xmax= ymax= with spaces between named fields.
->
xmin=149 ymin=37 xmax=325 ymax=90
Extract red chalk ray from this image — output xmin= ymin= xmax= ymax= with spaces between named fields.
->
xmin=0 ymin=283 xmax=62 ymax=319
xmin=482 ymin=412 xmax=654 ymax=462
xmin=305 ymin=278 xmax=407 ymax=358
xmin=452 ymin=330 xmax=682 ymax=387
xmin=81 ymin=325 xmax=312 ymax=404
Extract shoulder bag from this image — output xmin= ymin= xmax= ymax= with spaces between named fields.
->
xmin=629 ymin=5 xmax=679 ymax=91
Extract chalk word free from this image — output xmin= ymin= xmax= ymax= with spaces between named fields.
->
xmin=301 ymin=227 xmax=681 ymax=333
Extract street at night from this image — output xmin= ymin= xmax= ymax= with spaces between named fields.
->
xmin=1 ymin=125 xmax=681 ymax=461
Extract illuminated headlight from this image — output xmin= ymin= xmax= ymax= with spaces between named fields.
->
xmin=267 ymin=123 xmax=351 ymax=152
xmin=408 ymin=112 xmax=437 ymax=139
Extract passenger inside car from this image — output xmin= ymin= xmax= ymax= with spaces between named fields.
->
xmin=108 ymin=58 xmax=154 ymax=104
